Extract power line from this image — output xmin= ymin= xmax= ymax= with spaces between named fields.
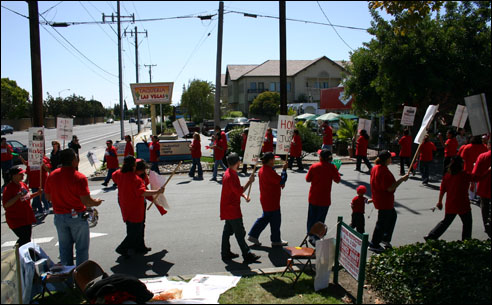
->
xmin=1 ymin=5 xmax=29 ymax=19
xmin=41 ymin=1 xmax=63 ymax=15
xmin=87 ymin=1 xmax=118 ymax=36
xmin=316 ymin=1 xmax=354 ymax=51
xmin=79 ymin=1 xmax=117 ymax=45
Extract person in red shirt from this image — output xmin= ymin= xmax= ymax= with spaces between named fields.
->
xmin=425 ymin=156 xmax=473 ymax=241
xmin=460 ymin=135 xmax=487 ymax=200
xmin=305 ymin=149 xmax=341 ymax=245
xmin=369 ymin=151 xmax=409 ymax=253
xmin=21 ymin=155 xmax=51 ymax=215
xmin=136 ymin=159 xmax=167 ymax=216
xmin=220 ymin=153 xmax=260 ymax=263
xmin=45 ymin=148 xmax=103 ymax=266
xmin=188 ymin=132 xmax=203 ymax=179
xmin=247 ymin=153 xmax=289 ymax=247
xmin=288 ymin=129 xmax=303 ymax=171
xmin=350 ymin=185 xmax=371 ymax=234
xmin=398 ymin=129 xmax=413 ymax=176
xmin=419 ymin=135 xmax=437 ymax=185
xmin=355 ymin=129 xmax=372 ymax=172
xmin=472 ymin=140 xmax=491 ymax=238
xmin=262 ymin=128 xmax=274 ymax=154
xmin=321 ymin=121 xmax=333 ymax=152
xmin=439 ymin=129 xmax=458 ymax=175
xmin=112 ymin=156 xmax=165 ymax=257
xmin=1 ymin=137 xmax=14 ymax=188
xmin=240 ymin=129 xmax=249 ymax=174
xmin=124 ymin=135 xmax=134 ymax=157
xmin=145 ymin=135 xmax=161 ymax=175
xmin=102 ymin=140 xmax=119 ymax=187
xmin=2 ymin=167 xmax=42 ymax=246
xmin=211 ymin=131 xmax=227 ymax=181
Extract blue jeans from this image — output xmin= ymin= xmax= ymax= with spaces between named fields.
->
xmin=213 ymin=159 xmax=227 ymax=179
xmin=1 ymin=159 xmax=13 ymax=184
xmin=322 ymin=144 xmax=332 ymax=152
xmin=420 ymin=161 xmax=431 ymax=183
xmin=151 ymin=161 xmax=160 ymax=174
xmin=248 ymin=209 xmax=282 ymax=242
xmin=31 ymin=187 xmax=51 ymax=213
xmin=307 ymin=204 xmax=330 ymax=238
xmin=104 ymin=168 xmax=117 ymax=185
xmin=189 ymin=158 xmax=203 ymax=177
xmin=54 ymin=213 xmax=90 ymax=266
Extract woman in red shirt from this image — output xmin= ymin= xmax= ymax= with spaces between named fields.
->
xmin=124 ymin=135 xmax=134 ymax=157
xmin=288 ymin=129 xmax=303 ymax=171
xmin=355 ymin=129 xmax=373 ymax=172
xmin=419 ymin=135 xmax=436 ymax=185
xmin=211 ymin=131 xmax=228 ymax=181
xmin=398 ymin=129 xmax=413 ymax=175
xmin=439 ymin=129 xmax=458 ymax=175
xmin=472 ymin=141 xmax=491 ymax=238
xmin=1 ymin=137 xmax=14 ymax=188
xmin=425 ymin=156 xmax=473 ymax=241
xmin=2 ymin=167 xmax=42 ymax=246
xmin=188 ymin=132 xmax=203 ymax=179
xmin=262 ymin=128 xmax=274 ymax=153
xmin=369 ymin=151 xmax=409 ymax=253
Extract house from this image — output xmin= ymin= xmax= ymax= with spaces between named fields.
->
xmin=224 ymin=56 xmax=347 ymax=115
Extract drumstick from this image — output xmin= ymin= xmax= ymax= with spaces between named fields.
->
xmin=147 ymin=161 xmax=182 ymax=210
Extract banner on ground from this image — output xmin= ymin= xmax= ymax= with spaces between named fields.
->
xmin=130 ymin=82 xmax=173 ymax=105
xmin=414 ymin=105 xmax=439 ymax=144
xmin=451 ymin=105 xmax=468 ymax=129
xmin=357 ymin=118 xmax=371 ymax=133
xmin=401 ymin=106 xmax=417 ymax=126
xmin=56 ymin=117 xmax=73 ymax=141
xmin=275 ymin=115 xmax=295 ymax=155
xmin=172 ymin=118 xmax=190 ymax=138
xmin=28 ymin=127 xmax=45 ymax=170
xmin=464 ymin=93 xmax=490 ymax=136
xmin=243 ymin=122 xmax=268 ymax=165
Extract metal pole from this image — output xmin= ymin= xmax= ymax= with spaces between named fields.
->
xmin=117 ymin=1 xmax=124 ymax=140
xmin=28 ymin=1 xmax=43 ymax=127
xmin=279 ymin=1 xmax=287 ymax=115
xmin=135 ymin=26 xmax=141 ymax=133
xmin=214 ymin=1 xmax=224 ymax=126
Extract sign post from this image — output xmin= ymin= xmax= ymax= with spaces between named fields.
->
xmin=464 ymin=93 xmax=490 ymax=136
xmin=401 ymin=106 xmax=417 ymax=126
xmin=275 ymin=115 xmax=295 ymax=156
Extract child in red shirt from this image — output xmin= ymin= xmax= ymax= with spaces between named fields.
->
xmin=288 ymin=129 xmax=303 ymax=171
xmin=188 ymin=133 xmax=203 ymax=179
xmin=398 ymin=129 xmax=413 ymax=175
xmin=439 ymin=129 xmax=458 ymax=175
xmin=419 ymin=135 xmax=436 ymax=185
xmin=350 ymin=185 xmax=371 ymax=234
xmin=21 ymin=155 xmax=51 ymax=215
xmin=220 ymin=153 xmax=260 ymax=263
xmin=262 ymin=128 xmax=274 ymax=153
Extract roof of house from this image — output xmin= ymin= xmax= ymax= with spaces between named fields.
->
xmin=221 ymin=74 xmax=226 ymax=87
xmin=226 ymin=65 xmax=258 ymax=82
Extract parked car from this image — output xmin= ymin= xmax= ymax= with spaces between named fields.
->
xmin=1 ymin=125 xmax=14 ymax=135
xmin=202 ymin=120 xmax=216 ymax=136
xmin=7 ymin=140 xmax=28 ymax=165
xmin=248 ymin=118 xmax=261 ymax=123
xmin=129 ymin=117 xmax=136 ymax=123
xmin=182 ymin=121 xmax=200 ymax=138
xmin=224 ymin=122 xmax=250 ymax=133
xmin=233 ymin=117 xmax=248 ymax=124
xmin=106 ymin=118 xmax=114 ymax=124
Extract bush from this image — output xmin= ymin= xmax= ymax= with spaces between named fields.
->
xmin=228 ymin=111 xmax=244 ymax=118
xmin=366 ymin=239 xmax=491 ymax=304
xmin=296 ymin=122 xmax=322 ymax=154
xmin=227 ymin=127 xmax=246 ymax=155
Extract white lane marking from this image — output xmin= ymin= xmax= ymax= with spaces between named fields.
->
xmin=90 ymin=189 xmax=102 ymax=196
xmin=55 ymin=232 xmax=107 ymax=246
xmin=2 ymin=237 xmax=54 ymax=248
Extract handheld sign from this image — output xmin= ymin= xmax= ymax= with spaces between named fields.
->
xmin=465 ymin=94 xmax=490 ymax=136
xmin=243 ymin=122 xmax=269 ymax=165
xmin=276 ymin=115 xmax=295 ymax=155
xmin=451 ymin=105 xmax=468 ymax=129
xmin=172 ymin=118 xmax=190 ymax=138
xmin=56 ymin=117 xmax=73 ymax=141
xmin=28 ymin=127 xmax=45 ymax=170
xmin=401 ymin=106 xmax=417 ymax=126
xmin=357 ymin=118 xmax=371 ymax=133
xmin=414 ymin=105 xmax=439 ymax=145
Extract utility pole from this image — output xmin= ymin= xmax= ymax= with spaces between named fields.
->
xmin=145 ymin=64 xmax=157 ymax=135
xmin=214 ymin=1 xmax=224 ymax=126
xmin=124 ymin=26 xmax=147 ymax=133
xmin=279 ymin=1 xmax=287 ymax=115
xmin=28 ymin=1 xmax=43 ymax=127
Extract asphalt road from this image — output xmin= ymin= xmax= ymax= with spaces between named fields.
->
xmin=1 ymin=161 xmax=488 ymax=278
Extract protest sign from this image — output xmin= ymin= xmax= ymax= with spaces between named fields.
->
xmin=172 ymin=118 xmax=190 ymax=138
xmin=86 ymin=150 xmax=99 ymax=168
xmin=357 ymin=118 xmax=371 ymax=133
xmin=56 ymin=117 xmax=73 ymax=141
xmin=451 ymin=105 xmax=468 ymax=129
xmin=243 ymin=122 xmax=268 ymax=165
xmin=401 ymin=106 xmax=417 ymax=126
xmin=28 ymin=127 xmax=45 ymax=170
xmin=339 ymin=225 xmax=363 ymax=280
xmin=465 ymin=94 xmax=490 ymax=136
xmin=116 ymin=141 xmax=126 ymax=165
xmin=275 ymin=115 xmax=295 ymax=155
xmin=414 ymin=105 xmax=439 ymax=144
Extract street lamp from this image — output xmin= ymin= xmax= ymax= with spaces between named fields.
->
xmin=58 ymin=88 xmax=70 ymax=97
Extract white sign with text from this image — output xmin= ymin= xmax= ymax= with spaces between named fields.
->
xmin=401 ymin=106 xmax=417 ymax=126
xmin=28 ymin=127 xmax=45 ymax=170
xmin=56 ymin=117 xmax=73 ymax=141
xmin=451 ymin=105 xmax=468 ymax=129
xmin=243 ymin=122 xmax=268 ymax=165
xmin=357 ymin=118 xmax=372 ymax=133
xmin=275 ymin=115 xmax=295 ymax=155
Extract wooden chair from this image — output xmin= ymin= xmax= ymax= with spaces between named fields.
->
xmin=281 ymin=222 xmax=328 ymax=285
xmin=72 ymin=260 xmax=108 ymax=298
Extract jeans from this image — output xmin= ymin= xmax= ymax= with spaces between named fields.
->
xmin=350 ymin=212 xmax=365 ymax=234
xmin=1 ymin=159 xmax=13 ymax=184
xmin=54 ymin=213 xmax=90 ymax=266
xmin=307 ymin=204 xmax=329 ymax=239
xmin=248 ymin=209 xmax=282 ymax=242
xmin=189 ymin=158 xmax=203 ymax=177
xmin=31 ymin=187 xmax=51 ymax=213
xmin=480 ymin=198 xmax=491 ymax=238
xmin=420 ymin=161 xmax=431 ymax=183
xmin=288 ymin=156 xmax=303 ymax=170
xmin=426 ymin=211 xmax=472 ymax=241
xmin=356 ymin=155 xmax=373 ymax=171
xmin=371 ymin=209 xmax=397 ymax=245
xmin=151 ymin=161 xmax=160 ymax=175
xmin=12 ymin=225 xmax=32 ymax=247
xmin=322 ymin=144 xmax=332 ymax=152
xmin=400 ymin=156 xmax=411 ymax=175
xmin=221 ymin=218 xmax=250 ymax=257
xmin=116 ymin=221 xmax=146 ymax=254
xmin=104 ymin=168 xmax=117 ymax=185
xmin=213 ymin=159 xmax=227 ymax=179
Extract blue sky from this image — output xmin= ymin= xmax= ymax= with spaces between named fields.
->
xmin=1 ymin=1 xmax=389 ymax=108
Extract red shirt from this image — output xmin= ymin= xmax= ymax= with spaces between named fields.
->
xmin=25 ymin=156 xmax=51 ymax=189
xmin=370 ymin=165 xmax=396 ymax=210
xmin=444 ymin=138 xmax=458 ymax=157
xmin=149 ymin=141 xmax=161 ymax=162
xmin=191 ymin=138 xmax=202 ymax=158
xmin=472 ymin=150 xmax=491 ymax=199
xmin=112 ymin=170 xmax=147 ymax=223
xmin=220 ymin=168 xmax=243 ymax=220
xmin=460 ymin=143 xmax=487 ymax=173
xmin=399 ymin=135 xmax=412 ymax=157
xmin=259 ymin=165 xmax=282 ymax=212
xmin=323 ymin=125 xmax=333 ymax=146
xmin=1 ymin=144 xmax=13 ymax=161
xmin=356 ymin=136 xmax=369 ymax=157
xmin=45 ymin=167 xmax=90 ymax=214
xmin=262 ymin=132 xmax=274 ymax=153
xmin=419 ymin=141 xmax=436 ymax=162
xmin=104 ymin=146 xmax=119 ymax=169
xmin=290 ymin=134 xmax=302 ymax=157
xmin=2 ymin=182 xmax=36 ymax=229
xmin=440 ymin=171 xmax=472 ymax=214
xmin=124 ymin=141 xmax=134 ymax=157
xmin=214 ymin=137 xmax=226 ymax=161
xmin=241 ymin=134 xmax=247 ymax=151
xmin=351 ymin=195 xmax=367 ymax=214
xmin=306 ymin=161 xmax=341 ymax=206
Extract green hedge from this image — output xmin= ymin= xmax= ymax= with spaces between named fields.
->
xmin=296 ymin=122 xmax=322 ymax=154
xmin=227 ymin=127 xmax=246 ymax=155
xmin=366 ymin=239 xmax=491 ymax=304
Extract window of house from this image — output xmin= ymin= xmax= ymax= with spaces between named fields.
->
xmin=276 ymin=82 xmax=280 ymax=92
xmin=322 ymin=82 xmax=329 ymax=88
xmin=258 ymin=82 xmax=264 ymax=91
xmin=250 ymin=82 xmax=257 ymax=90
xmin=270 ymin=82 xmax=276 ymax=92
xmin=287 ymin=82 xmax=291 ymax=92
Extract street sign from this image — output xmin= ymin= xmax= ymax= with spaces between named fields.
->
xmin=275 ymin=115 xmax=295 ymax=155
xmin=130 ymin=82 xmax=174 ymax=105
xmin=56 ymin=117 xmax=73 ymax=141
xmin=243 ymin=122 xmax=268 ymax=165
xmin=464 ymin=93 xmax=490 ymax=136
xmin=401 ymin=106 xmax=417 ymax=126
xmin=28 ymin=127 xmax=45 ymax=170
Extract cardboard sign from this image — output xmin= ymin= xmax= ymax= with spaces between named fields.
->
xmin=357 ymin=118 xmax=371 ymax=133
xmin=28 ymin=127 xmax=45 ymax=170
xmin=172 ymin=118 xmax=190 ymax=138
xmin=86 ymin=150 xmax=99 ymax=167
xmin=451 ymin=105 xmax=468 ymax=129
xmin=116 ymin=142 xmax=126 ymax=165
xmin=130 ymin=82 xmax=174 ymax=105
xmin=401 ymin=106 xmax=417 ymax=126
xmin=465 ymin=94 xmax=490 ymax=136
xmin=414 ymin=105 xmax=439 ymax=144
xmin=339 ymin=225 xmax=362 ymax=280
xmin=275 ymin=115 xmax=295 ymax=155
xmin=56 ymin=117 xmax=73 ymax=141
xmin=243 ymin=122 xmax=268 ymax=165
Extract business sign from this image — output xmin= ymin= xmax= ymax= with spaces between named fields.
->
xmin=56 ymin=117 xmax=73 ymax=141
xmin=465 ymin=94 xmax=490 ymax=136
xmin=451 ymin=105 xmax=468 ymax=129
xmin=401 ymin=106 xmax=417 ymax=126
xmin=339 ymin=225 xmax=362 ymax=280
xmin=160 ymin=141 xmax=192 ymax=156
xmin=357 ymin=118 xmax=371 ymax=133
xmin=275 ymin=115 xmax=295 ymax=155
xmin=414 ymin=105 xmax=439 ymax=144
xmin=172 ymin=118 xmax=190 ymax=138
xmin=28 ymin=127 xmax=45 ymax=170
xmin=130 ymin=82 xmax=174 ymax=105
xmin=243 ymin=122 xmax=268 ymax=165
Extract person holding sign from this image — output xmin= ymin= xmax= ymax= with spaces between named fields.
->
xmin=398 ymin=129 xmax=413 ymax=176
xmin=220 ymin=153 xmax=260 ymax=264
xmin=419 ymin=135 xmax=437 ymax=185
xmin=124 ymin=135 xmax=134 ymax=157
xmin=288 ymin=129 xmax=303 ymax=171
xmin=262 ymin=128 xmax=274 ymax=154
xmin=460 ymin=136 xmax=487 ymax=201
xmin=21 ymin=155 xmax=51 ymax=216
xmin=247 ymin=153 xmax=289 ymax=247
xmin=50 ymin=141 xmax=62 ymax=170
xmin=472 ymin=140 xmax=491 ymax=238
xmin=211 ymin=131 xmax=227 ymax=181
xmin=321 ymin=121 xmax=333 ymax=152
xmin=102 ymin=140 xmax=119 ymax=187
xmin=355 ymin=129 xmax=372 ymax=172
xmin=438 ymin=129 xmax=458 ymax=175
xmin=68 ymin=135 xmax=81 ymax=160
xmin=1 ymin=137 xmax=14 ymax=188
xmin=144 ymin=136 xmax=161 ymax=175
xmin=188 ymin=132 xmax=203 ymax=179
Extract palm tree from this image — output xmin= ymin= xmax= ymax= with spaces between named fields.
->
xmin=337 ymin=117 xmax=358 ymax=157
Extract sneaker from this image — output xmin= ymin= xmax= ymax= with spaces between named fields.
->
xmin=210 ymin=177 xmax=217 ymax=181
xmin=247 ymin=236 xmax=262 ymax=246
xmin=221 ymin=252 xmax=240 ymax=260
xmin=381 ymin=241 xmax=393 ymax=249
xmin=368 ymin=242 xmax=385 ymax=253
xmin=243 ymin=252 xmax=261 ymax=263
xmin=101 ymin=182 xmax=108 ymax=187
xmin=272 ymin=240 xmax=288 ymax=247
xmin=34 ymin=212 xmax=45 ymax=218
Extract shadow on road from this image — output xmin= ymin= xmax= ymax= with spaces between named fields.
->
xmin=339 ymin=179 xmax=372 ymax=197
xmin=110 ymin=249 xmax=174 ymax=278
xmin=222 ymin=259 xmax=252 ymax=275
xmin=249 ymin=245 xmax=289 ymax=267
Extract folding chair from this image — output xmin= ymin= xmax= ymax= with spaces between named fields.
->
xmin=281 ymin=221 xmax=328 ymax=285
xmin=72 ymin=260 xmax=108 ymax=299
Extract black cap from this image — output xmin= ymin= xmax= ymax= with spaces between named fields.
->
xmin=8 ymin=166 xmax=26 ymax=176
xmin=261 ymin=152 xmax=275 ymax=164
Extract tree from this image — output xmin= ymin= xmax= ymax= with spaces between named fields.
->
xmin=1 ymin=78 xmax=31 ymax=119
xmin=180 ymin=79 xmax=215 ymax=123
xmin=249 ymin=91 xmax=280 ymax=120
